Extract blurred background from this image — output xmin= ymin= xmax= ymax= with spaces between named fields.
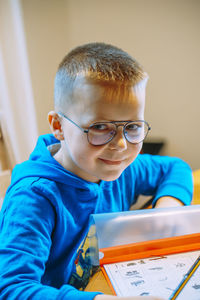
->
xmin=0 ymin=0 xmax=200 ymax=171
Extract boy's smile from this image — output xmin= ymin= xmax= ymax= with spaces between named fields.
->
xmin=50 ymin=77 xmax=147 ymax=183
xmin=98 ymin=159 xmax=122 ymax=165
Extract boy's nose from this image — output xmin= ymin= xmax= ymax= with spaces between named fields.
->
xmin=108 ymin=128 xmax=127 ymax=151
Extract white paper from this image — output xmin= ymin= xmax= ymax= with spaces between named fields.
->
xmin=104 ymin=250 xmax=200 ymax=299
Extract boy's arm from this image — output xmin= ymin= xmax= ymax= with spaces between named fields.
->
xmin=133 ymin=155 xmax=193 ymax=207
xmin=0 ymin=186 xmax=100 ymax=300
xmin=94 ymin=295 xmax=165 ymax=300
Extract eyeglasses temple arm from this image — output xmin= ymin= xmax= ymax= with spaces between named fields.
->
xmin=58 ymin=112 xmax=88 ymax=133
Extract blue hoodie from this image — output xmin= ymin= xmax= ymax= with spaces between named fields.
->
xmin=0 ymin=134 xmax=193 ymax=299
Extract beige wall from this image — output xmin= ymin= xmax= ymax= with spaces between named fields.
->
xmin=20 ymin=0 xmax=200 ymax=169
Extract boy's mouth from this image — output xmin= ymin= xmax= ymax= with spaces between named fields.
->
xmin=99 ymin=158 xmax=122 ymax=165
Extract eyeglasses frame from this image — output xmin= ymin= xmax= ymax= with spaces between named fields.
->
xmin=58 ymin=111 xmax=151 ymax=146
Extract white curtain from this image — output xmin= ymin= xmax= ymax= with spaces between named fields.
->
xmin=0 ymin=0 xmax=38 ymax=168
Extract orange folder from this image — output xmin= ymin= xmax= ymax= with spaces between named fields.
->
xmin=89 ymin=206 xmax=200 ymax=296
xmin=100 ymin=233 xmax=200 ymax=295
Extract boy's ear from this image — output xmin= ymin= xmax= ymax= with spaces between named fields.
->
xmin=48 ymin=111 xmax=64 ymax=140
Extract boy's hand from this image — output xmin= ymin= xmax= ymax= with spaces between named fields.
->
xmin=94 ymin=295 xmax=165 ymax=300
xmin=155 ymin=196 xmax=184 ymax=208
xmin=152 ymin=196 xmax=185 ymax=236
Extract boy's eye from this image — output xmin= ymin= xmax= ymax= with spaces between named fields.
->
xmin=126 ymin=123 xmax=141 ymax=131
xmin=90 ymin=124 xmax=108 ymax=131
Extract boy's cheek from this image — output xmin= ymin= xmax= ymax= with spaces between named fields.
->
xmin=129 ymin=143 xmax=143 ymax=158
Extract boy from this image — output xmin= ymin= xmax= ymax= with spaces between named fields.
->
xmin=0 ymin=43 xmax=192 ymax=300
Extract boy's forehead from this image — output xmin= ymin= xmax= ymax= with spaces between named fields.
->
xmin=65 ymin=75 xmax=146 ymax=122
xmin=72 ymin=75 xmax=146 ymax=104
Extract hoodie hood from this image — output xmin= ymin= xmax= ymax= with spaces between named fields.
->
xmin=9 ymin=134 xmax=107 ymax=192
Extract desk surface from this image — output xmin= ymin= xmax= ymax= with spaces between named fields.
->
xmin=85 ymin=269 xmax=113 ymax=295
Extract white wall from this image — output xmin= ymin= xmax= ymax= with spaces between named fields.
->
xmin=13 ymin=0 xmax=200 ymax=169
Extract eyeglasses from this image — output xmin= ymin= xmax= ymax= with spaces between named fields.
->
xmin=58 ymin=112 xmax=151 ymax=146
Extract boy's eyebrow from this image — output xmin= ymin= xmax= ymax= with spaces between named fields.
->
xmin=81 ymin=119 xmax=109 ymax=127
xmin=82 ymin=119 xmax=143 ymax=126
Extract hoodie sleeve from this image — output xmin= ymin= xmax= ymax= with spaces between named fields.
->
xmin=132 ymin=154 xmax=193 ymax=206
xmin=0 ymin=185 xmax=101 ymax=300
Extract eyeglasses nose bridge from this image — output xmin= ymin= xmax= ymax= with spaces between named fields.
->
xmin=109 ymin=125 xmax=128 ymax=150
xmin=114 ymin=123 xmax=128 ymax=138
xmin=112 ymin=123 xmax=128 ymax=142
xmin=114 ymin=123 xmax=126 ymax=131
xmin=115 ymin=123 xmax=124 ymax=128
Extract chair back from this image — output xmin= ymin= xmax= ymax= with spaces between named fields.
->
xmin=0 ymin=169 xmax=11 ymax=209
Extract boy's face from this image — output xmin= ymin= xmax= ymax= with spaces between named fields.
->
xmin=52 ymin=77 xmax=146 ymax=183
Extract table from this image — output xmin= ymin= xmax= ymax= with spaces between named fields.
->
xmin=85 ymin=269 xmax=113 ymax=294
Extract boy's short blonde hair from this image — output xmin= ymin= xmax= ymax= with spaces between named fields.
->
xmin=54 ymin=42 xmax=146 ymax=110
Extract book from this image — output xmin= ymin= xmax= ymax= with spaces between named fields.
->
xmin=103 ymin=250 xmax=200 ymax=299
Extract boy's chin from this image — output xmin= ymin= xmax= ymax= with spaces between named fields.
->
xmin=99 ymin=170 xmax=123 ymax=182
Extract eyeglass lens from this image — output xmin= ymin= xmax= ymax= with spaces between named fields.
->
xmin=88 ymin=122 xmax=149 ymax=145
